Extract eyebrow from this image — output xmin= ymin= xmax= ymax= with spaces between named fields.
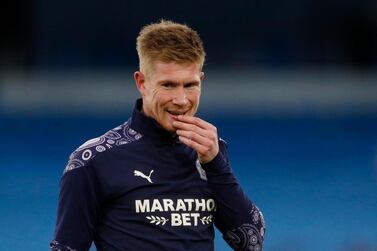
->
xmin=184 ymin=81 xmax=200 ymax=86
xmin=158 ymin=80 xmax=200 ymax=86
xmin=158 ymin=80 xmax=178 ymax=86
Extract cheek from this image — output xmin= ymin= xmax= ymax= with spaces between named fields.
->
xmin=148 ymin=88 xmax=162 ymax=104
xmin=151 ymin=92 xmax=170 ymax=116
xmin=154 ymin=91 xmax=172 ymax=105
xmin=190 ymin=90 xmax=201 ymax=103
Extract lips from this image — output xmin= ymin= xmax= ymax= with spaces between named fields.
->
xmin=166 ymin=110 xmax=188 ymax=122
xmin=166 ymin=110 xmax=188 ymax=116
xmin=166 ymin=109 xmax=190 ymax=116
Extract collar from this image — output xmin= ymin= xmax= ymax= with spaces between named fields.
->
xmin=130 ymin=99 xmax=179 ymax=142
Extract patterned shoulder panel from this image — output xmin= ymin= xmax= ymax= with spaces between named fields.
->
xmin=224 ymin=205 xmax=266 ymax=251
xmin=63 ymin=121 xmax=143 ymax=174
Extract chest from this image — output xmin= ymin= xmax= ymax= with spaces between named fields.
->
xmin=94 ymin=142 xmax=215 ymax=228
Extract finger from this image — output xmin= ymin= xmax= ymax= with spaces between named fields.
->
xmin=173 ymin=121 xmax=209 ymax=138
xmin=176 ymin=129 xmax=212 ymax=147
xmin=178 ymin=135 xmax=210 ymax=155
xmin=177 ymin=115 xmax=215 ymax=130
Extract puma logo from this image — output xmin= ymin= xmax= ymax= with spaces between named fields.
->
xmin=134 ymin=170 xmax=154 ymax=183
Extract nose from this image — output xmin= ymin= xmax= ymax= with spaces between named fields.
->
xmin=172 ymin=87 xmax=188 ymax=105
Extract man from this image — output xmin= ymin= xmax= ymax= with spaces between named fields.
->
xmin=51 ymin=20 xmax=265 ymax=251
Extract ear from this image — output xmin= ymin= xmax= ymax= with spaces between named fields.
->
xmin=200 ymin=72 xmax=205 ymax=81
xmin=134 ymin=71 xmax=146 ymax=96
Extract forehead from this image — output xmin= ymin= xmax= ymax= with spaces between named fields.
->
xmin=150 ymin=62 xmax=202 ymax=83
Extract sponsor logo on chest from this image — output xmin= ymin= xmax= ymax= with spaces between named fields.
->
xmin=135 ymin=198 xmax=216 ymax=227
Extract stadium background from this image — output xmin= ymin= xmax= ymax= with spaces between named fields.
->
xmin=1 ymin=0 xmax=377 ymax=250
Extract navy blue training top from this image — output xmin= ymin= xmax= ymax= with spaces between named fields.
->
xmin=51 ymin=99 xmax=265 ymax=251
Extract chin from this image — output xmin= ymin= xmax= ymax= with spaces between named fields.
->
xmin=165 ymin=124 xmax=176 ymax=133
xmin=158 ymin=120 xmax=175 ymax=133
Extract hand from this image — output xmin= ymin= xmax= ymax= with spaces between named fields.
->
xmin=173 ymin=115 xmax=219 ymax=164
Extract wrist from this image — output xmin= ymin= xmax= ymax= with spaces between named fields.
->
xmin=200 ymin=151 xmax=227 ymax=171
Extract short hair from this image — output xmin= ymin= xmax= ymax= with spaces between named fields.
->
xmin=136 ymin=20 xmax=206 ymax=77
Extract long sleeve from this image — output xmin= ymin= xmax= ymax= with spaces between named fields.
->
xmin=201 ymin=139 xmax=266 ymax=251
xmin=51 ymin=161 xmax=102 ymax=251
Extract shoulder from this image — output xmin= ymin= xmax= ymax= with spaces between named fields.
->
xmin=63 ymin=120 xmax=143 ymax=174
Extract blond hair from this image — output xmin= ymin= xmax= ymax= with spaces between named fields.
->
xmin=136 ymin=20 xmax=206 ymax=77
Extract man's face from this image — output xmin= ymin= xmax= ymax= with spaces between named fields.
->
xmin=134 ymin=62 xmax=204 ymax=133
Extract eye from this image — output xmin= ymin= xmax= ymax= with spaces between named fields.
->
xmin=185 ymin=82 xmax=199 ymax=89
xmin=161 ymin=82 xmax=176 ymax=88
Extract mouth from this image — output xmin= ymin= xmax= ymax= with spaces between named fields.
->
xmin=166 ymin=110 xmax=188 ymax=120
